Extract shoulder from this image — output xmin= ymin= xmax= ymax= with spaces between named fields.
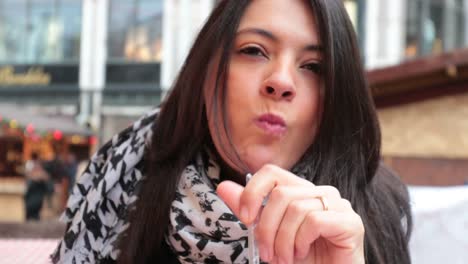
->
xmin=51 ymin=109 xmax=159 ymax=263
xmin=363 ymin=162 xmax=412 ymax=263
xmin=373 ymin=162 xmax=411 ymax=206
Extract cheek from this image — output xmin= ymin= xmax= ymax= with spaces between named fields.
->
xmin=296 ymin=84 xmax=323 ymax=143
xmin=305 ymin=91 xmax=321 ymax=125
xmin=204 ymin=63 xmax=254 ymax=173
xmin=225 ymin=67 xmax=256 ymax=123
xmin=226 ymin=56 xmax=265 ymax=97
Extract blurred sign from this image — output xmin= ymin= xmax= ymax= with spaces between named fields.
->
xmin=0 ymin=65 xmax=79 ymax=86
xmin=0 ymin=66 xmax=50 ymax=86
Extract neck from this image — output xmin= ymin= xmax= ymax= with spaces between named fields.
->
xmin=218 ymin=156 xmax=246 ymax=186
xmin=205 ymin=139 xmax=246 ymax=186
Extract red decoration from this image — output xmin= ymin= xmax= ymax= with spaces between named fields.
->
xmin=53 ymin=130 xmax=63 ymax=140
xmin=31 ymin=134 xmax=40 ymax=142
xmin=26 ymin=123 xmax=35 ymax=134
xmin=89 ymin=136 xmax=98 ymax=145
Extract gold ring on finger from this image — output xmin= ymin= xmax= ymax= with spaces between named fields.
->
xmin=318 ymin=196 xmax=329 ymax=211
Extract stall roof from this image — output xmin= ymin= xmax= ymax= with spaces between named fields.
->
xmin=0 ymin=104 xmax=92 ymax=136
xmin=367 ymin=48 xmax=468 ymax=108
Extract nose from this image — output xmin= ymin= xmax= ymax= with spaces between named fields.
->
xmin=261 ymin=63 xmax=296 ymax=101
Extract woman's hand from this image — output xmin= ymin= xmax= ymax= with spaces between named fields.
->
xmin=217 ymin=164 xmax=365 ymax=264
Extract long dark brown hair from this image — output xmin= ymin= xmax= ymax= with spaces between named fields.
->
xmin=118 ymin=1 xmax=412 ymax=263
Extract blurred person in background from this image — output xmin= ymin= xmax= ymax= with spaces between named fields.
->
xmin=64 ymin=152 xmax=78 ymax=195
xmin=52 ymin=0 xmax=412 ymax=263
xmin=43 ymin=144 xmax=68 ymax=215
xmin=24 ymin=152 xmax=49 ymax=221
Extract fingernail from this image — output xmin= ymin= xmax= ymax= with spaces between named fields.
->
xmin=240 ymin=206 xmax=249 ymax=223
xmin=259 ymin=243 xmax=270 ymax=261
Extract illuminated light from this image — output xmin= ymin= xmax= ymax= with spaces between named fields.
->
xmin=71 ymin=135 xmax=85 ymax=144
xmin=53 ymin=130 xmax=63 ymax=140
xmin=89 ymin=136 xmax=97 ymax=145
xmin=71 ymin=135 xmax=79 ymax=144
xmin=26 ymin=124 xmax=35 ymax=134
xmin=10 ymin=119 xmax=17 ymax=129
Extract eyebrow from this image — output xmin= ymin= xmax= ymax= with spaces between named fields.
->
xmin=236 ymin=27 xmax=323 ymax=52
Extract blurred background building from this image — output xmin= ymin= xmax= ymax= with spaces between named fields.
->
xmin=0 ymin=0 xmax=217 ymax=142
xmin=0 ymin=0 xmax=217 ymax=222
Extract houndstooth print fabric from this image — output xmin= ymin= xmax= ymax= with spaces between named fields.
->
xmin=166 ymin=151 xmax=250 ymax=264
xmin=51 ymin=109 xmax=158 ymax=263
xmin=51 ymin=109 xmax=255 ymax=263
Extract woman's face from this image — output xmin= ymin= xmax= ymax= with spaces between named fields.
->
xmin=207 ymin=0 xmax=323 ymax=173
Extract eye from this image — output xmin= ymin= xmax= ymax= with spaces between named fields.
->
xmin=239 ymin=46 xmax=266 ymax=57
xmin=301 ymin=62 xmax=322 ymax=74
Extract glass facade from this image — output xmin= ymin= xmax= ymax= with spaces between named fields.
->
xmin=0 ymin=0 xmax=82 ymax=64
xmin=108 ymin=0 xmax=163 ymax=62
xmin=104 ymin=0 xmax=164 ymax=107
xmin=405 ymin=0 xmax=467 ymax=59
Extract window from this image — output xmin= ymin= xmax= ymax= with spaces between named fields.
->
xmin=405 ymin=0 xmax=467 ymax=59
xmin=0 ymin=0 xmax=82 ymax=64
xmin=0 ymin=0 xmax=27 ymax=63
xmin=108 ymin=0 xmax=163 ymax=62
xmin=58 ymin=0 xmax=82 ymax=61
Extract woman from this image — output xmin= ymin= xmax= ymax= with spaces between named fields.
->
xmin=52 ymin=0 xmax=412 ymax=263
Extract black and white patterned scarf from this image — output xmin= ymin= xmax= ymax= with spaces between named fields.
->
xmin=51 ymin=109 xmax=252 ymax=263
xmin=167 ymin=151 xmax=250 ymax=263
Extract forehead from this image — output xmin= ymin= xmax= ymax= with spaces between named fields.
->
xmin=237 ymin=0 xmax=320 ymax=45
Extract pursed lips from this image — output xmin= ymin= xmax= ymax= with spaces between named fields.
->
xmin=254 ymin=113 xmax=287 ymax=137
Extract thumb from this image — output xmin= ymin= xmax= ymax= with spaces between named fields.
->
xmin=217 ymin=180 xmax=244 ymax=219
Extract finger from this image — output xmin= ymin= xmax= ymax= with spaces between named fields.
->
xmin=216 ymin=180 xmax=244 ymax=218
xmin=294 ymin=210 xmax=364 ymax=260
xmin=256 ymin=186 xmax=340 ymax=262
xmin=216 ymin=177 xmax=341 ymax=224
xmin=273 ymin=199 xmax=324 ymax=264
xmin=269 ymin=256 xmax=279 ymax=264
xmin=241 ymin=164 xmax=313 ymax=224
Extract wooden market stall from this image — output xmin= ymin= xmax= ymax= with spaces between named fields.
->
xmin=0 ymin=104 xmax=95 ymax=178
xmin=368 ymin=48 xmax=468 ymax=186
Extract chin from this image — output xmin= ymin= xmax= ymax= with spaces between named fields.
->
xmin=244 ymin=156 xmax=289 ymax=173
xmin=239 ymin=146 xmax=296 ymax=173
